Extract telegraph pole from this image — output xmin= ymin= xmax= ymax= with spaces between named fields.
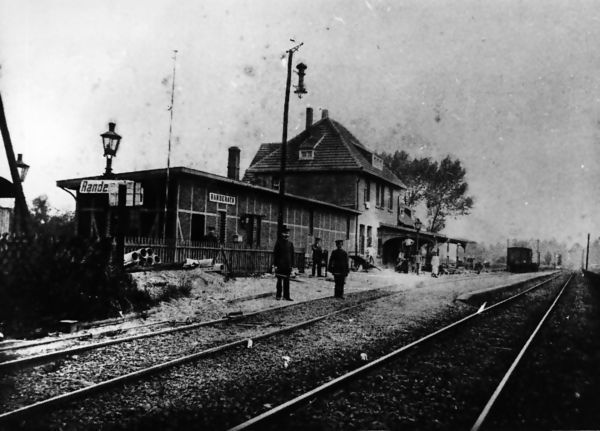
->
xmin=277 ymin=41 xmax=306 ymax=237
xmin=586 ymin=233 xmax=590 ymax=271
xmin=0 ymin=92 xmax=30 ymax=235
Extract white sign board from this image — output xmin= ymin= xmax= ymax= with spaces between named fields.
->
xmin=79 ymin=180 xmax=115 ymax=193
xmin=79 ymin=179 xmax=143 ymax=207
xmin=209 ymin=192 xmax=236 ymax=205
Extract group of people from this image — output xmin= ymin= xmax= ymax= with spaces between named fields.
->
xmin=272 ymin=228 xmax=349 ymax=300
xmin=396 ymin=250 xmax=441 ymax=277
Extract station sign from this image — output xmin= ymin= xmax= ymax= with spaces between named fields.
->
xmin=209 ymin=192 xmax=236 ymax=205
xmin=79 ymin=180 xmax=114 ymax=194
xmin=79 ymin=179 xmax=143 ymax=207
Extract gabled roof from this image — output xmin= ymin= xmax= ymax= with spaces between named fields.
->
xmin=249 ymin=143 xmax=279 ymax=167
xmin=244 ymin=117 xmax=405 ymax=188
xmin=56 ymin=167 xmax=360 ymax=215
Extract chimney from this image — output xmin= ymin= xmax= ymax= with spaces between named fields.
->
xmin=227 ymin=146 xmax=241 ymax=180
xmin=321 ymin=109 xmax=329 ymax=119
xmin=305 ymin=107 xmax=313 ymax=130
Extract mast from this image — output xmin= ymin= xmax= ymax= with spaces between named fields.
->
xmin=162 ymin=50 xmax=178 ymax=240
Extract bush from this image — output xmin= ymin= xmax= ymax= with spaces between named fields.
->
xmin=0 ymin=235 xmax=148 ymax=336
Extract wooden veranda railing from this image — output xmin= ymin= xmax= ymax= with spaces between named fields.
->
xmin=124 ymin=237 xmax=305 ymax=275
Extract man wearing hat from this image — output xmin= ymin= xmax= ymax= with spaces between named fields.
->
xmin=328 ymin=239 xmax=349 ymax=299
xmin=273 ymin=226 xmax=295 ymax=300
xmin=311 ymin=237 xmax=323 ymax=277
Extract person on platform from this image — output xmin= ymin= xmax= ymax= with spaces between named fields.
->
xmin=414 ymin=251 xmax=423 ymax=275
xmin=431 ymin=252 xmax=440 ymax=278
xmin=311 ymin=237 xmax=323 ymax=277
xmin=204 ymin=226 xmax=218 ymax=243
xmin=273 ymin=226 xmax=294 ymax=301
xmin=328 ymin=239 xmax=349 ymax=299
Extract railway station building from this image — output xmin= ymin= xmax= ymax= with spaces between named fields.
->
xmin=244 ymin=108 xmax=469 ymax=265
xmin=56 ymin=108 xmax=468 ymax=266
xmin=56 ymin=154 xmax=358 ymax=256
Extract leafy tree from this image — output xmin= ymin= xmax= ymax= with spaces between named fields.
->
xmin=383 ymin=150 xmax=437 ymax=207
xmin=30 ymin=195 xmax=75 ymax=237
xmin=425 ymin=156 xmax=474 ymax=232
xmin=381 ymin=151 xmax=474 ymax=232
xmin=544 ymin=251 xmax=553 ymax=265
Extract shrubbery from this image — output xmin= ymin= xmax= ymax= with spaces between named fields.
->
xmin=0 ymin=235 xmax=151 ymax=336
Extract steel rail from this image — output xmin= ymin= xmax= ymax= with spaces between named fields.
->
xmin=0 ymin=270 xmax=543 ymax=356
xmin=228 ymin=273 xmax=563 ymax=431
xmin=2 ymin=269 xmax=520 ymax=368
xmin=0 ymin=299 xmax=380 ymax=424
xmin=0 ymin=320 xmax=172 ymax=354
xmin=470 ymin=273 xmax=574 ymax=431
xmin=0 ymin=288 xmax=392 ymax=371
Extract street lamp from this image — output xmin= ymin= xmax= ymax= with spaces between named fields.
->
xmin=100 ymin=122 xmax=122 ymax=178
xmin=414 ymin=219 xmax=422 ymax=253
xmin=16 ymin=153 xmax=29 ymax=182
xmin=278 ymin=42 xmax=307 ymax=236
xmin=414 ymin=219 xmax=422 ymax=275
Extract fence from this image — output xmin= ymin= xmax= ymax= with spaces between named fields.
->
xmin=125 ymin=237 xmax=305 ymax=275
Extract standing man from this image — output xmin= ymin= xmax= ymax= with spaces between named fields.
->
xmin=311 ymin=237 xmax=323 ymax=277
xmin=431 ymin=252 xmax=440 ymax=278
xmin=273 ymin=226 xmax=294 ymax=301
xmin=328 ymin=239 xmax=349 ymax=299
xmin=415 ymin=251 xmax=423 ymax=275
xmin=204 ymin=226 xmax=218 ymax=243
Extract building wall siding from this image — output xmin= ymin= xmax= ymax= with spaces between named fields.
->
xmin=0 ymin=207 xmax=12 ymax=234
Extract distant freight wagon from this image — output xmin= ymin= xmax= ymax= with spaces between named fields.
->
xmin=507 ymin=247 xmax=539 ymax=273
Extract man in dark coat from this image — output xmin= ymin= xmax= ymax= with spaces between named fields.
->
xmin=273 ymin=227 xmax=294 ymax=301
xmin=311 ymin=237 xmax=323 ymax=277
xmin=328 ymin=239 xmax=349 ymax=299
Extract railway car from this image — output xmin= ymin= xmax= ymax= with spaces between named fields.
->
xmin=507 ymin=247 xmax=539 ymax=273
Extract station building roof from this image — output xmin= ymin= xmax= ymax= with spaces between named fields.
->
xmin=244 ymin=115 xmax=406 ymax=189
xmin=56 ymin=166 xmax=361 ymax=215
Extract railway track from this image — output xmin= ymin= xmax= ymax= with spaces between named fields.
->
xmin=0 ymin=270 xmax=530 ymax=365
xmin=0 ymin=289 xmax=392 ymax=424
xmin=0 ymin=271 xmax=555 ymax=429
xmin=227 ymin=272 xmax=566 ymax=430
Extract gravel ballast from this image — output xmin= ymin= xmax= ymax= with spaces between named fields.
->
xmin=3 ymin=271 xmax=553 ymax=430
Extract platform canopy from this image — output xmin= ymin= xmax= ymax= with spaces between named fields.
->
xmin=378 ymin=222 xmax=471 ymax=249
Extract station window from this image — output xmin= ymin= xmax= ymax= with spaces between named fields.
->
xmin=191 ymin=214 xmax=206 ymax=241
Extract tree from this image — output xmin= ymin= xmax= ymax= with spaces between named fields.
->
xmin=544 ymin=251 xmax=553 ymax=265
xmin=383 ymin=150 xmax=437 ymax=207
xmin=30 ymin=195 xmax=75 ymax=237
xmin=381 ymin=151 xmax=474 ymax=233
xmin=425 ymin=156 xmax=474 ymax=232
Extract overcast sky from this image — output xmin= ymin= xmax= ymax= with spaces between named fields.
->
xmin=1 ymin=0 xmax=599 ymax=246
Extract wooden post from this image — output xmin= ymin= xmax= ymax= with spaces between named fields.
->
xmin=586 ymin=233 xmax=590 ymax=271
xmin=0 ymin=92 xmax=30 ymax=235
xmin=278 ymin=49 xmax=293 ymax=236
xmin=115 ymin=184 xmax=127 ymax=269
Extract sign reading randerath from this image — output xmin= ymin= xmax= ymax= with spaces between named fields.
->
xmin=79 ymin=180 xmax=144 ymax=207
xmin=209 ymin=192 xmax=236 ymax=205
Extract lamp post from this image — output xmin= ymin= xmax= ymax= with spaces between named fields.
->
xmin=100 ymin=122 xmax=122 ymax=178
xmin=414 ymin=219 xmax=423 ymax=275
xmin=414 ymin=219 xmax=422 ymax=255
xmin=277 ymin=42 xmax=307 ymax=236
xmin=12 ymin=153 xmax=30 ymax=235
xmin=16 ymin=154 xmax=29 ymax=182
xmin=0 ymin=92 xmax=30 ymax=235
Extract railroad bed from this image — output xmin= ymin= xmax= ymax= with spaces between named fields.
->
xmin=0 ymin=271 xmax=562 ymax=429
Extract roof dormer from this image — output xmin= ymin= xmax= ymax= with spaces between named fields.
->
xmin=299 ymin=149 xmax=314 ymax=160
xmin=371 ymin=154 xmax=383 ymax=170
xmin=298 ymin=134 xmax=324 ymax=161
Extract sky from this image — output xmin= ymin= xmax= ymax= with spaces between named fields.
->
xmin=0 ymin=0 xmax=599 ymax=246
